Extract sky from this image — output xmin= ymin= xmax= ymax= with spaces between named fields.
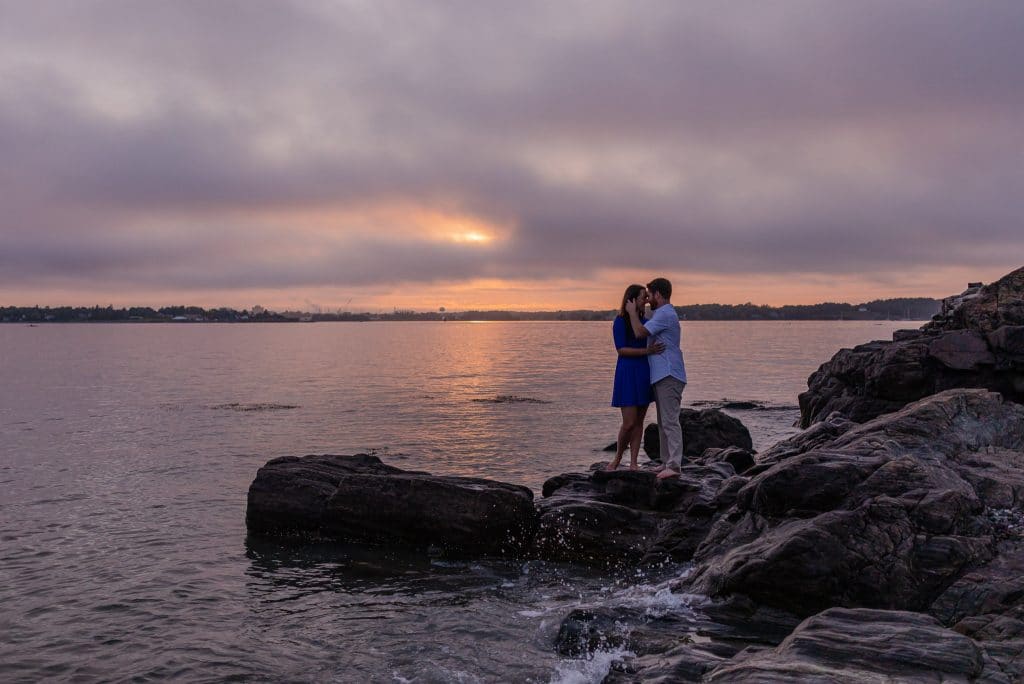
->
xmin=1 ymin=1 xmax=1022 ymax=312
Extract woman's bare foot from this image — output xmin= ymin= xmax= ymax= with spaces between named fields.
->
xmin=605 ymin=460 xmax=621 ymax=471
xmin=629 ymin=464 xmax=639 ymax=471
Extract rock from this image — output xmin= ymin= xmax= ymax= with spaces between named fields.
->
xmin=643 ymin=408 xmax=754 ymax=460
xmin=245 ymin=453 xmax=403 ymax=533
xmin=953 ymin=608 xmax=1024 ymax=682
xmin=988 ymin=325 xmax=1024 ymax=360
xmin=800 ymin=266 xmax=1024 ymax=427
xmin=605 ymin=642 xmax=729 ymax=682
xmin=533 ymin=464 xmax=739 ymax=565
xmin=929 ymin=329 xmax=996 ymax=370
xmin=532 ymin=497 xmax=661 ymax=565
xmin=932 ymin=540 xmax=1024 ymax=679
xmin=929 ymin=266 xmax=1024 ymax=334
xmin=933 ymin=541 xmax=1024 ymax=626
xmin=556 ymin=607 xmax=632 ymax=657
xmin=697 ymin=447 xmax=756 ymax=475
xmin=246 ymin=454 xmax=537 ymax=556
xmin=703 ymin=608 xmax=1009 ymax=682
xmin=685 ymin=390 xmax=1024 ymax=618
xmin=893 ymin=328 xmax=925 ymax=342
xmin=564 ymin=592 xmax=800 ymax=682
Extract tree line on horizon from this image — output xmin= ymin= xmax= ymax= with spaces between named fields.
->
xmin=1 ymin=297 xmax=941 ymax=323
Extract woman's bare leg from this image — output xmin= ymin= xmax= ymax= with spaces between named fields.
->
xmin=628 ymin=404 xmax=649 ymax=469
xmin=608 ymin=406 xmax=638 ymax=470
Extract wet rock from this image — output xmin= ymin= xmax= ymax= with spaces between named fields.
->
xmin=685 ymin=390 xmax=1024 ymax=617
xmin=605 ymin=642 xmax=729 ymax=682
xmin=532 ymin=498 xmax=661 ymax=565
xmin=601 ymin=594 xmax=801 ymax=682
xmin=800 ymin=266 xmax=1024 ymax=427
xmin=697 ymin=447 xmax=756 ymax=475
xmin=533 ymin=464 xmax=738 ymax=565
xmin=643 ymin=408 xmax=754 ymax=461
xmin=555 ymin=607 xmax=634 ymax=657
xmin=246 ymin=454 xmax=537 ymax=556
xmin=704 ymin=608 xmax=1008 ymax=682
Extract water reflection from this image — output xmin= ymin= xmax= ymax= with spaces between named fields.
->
xmin=243 ymin=535 xmax=515 ymax=599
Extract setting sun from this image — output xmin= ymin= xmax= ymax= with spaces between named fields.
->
xmin=450 ymin=230 xmax=492 ymax=244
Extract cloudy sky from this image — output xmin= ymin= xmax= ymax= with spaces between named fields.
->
xmin=2 ymin=1 xmax=1022 ymax=311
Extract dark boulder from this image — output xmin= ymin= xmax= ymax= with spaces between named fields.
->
xmin=643 ymin=408 xmax=754 ymax=460
xmin=245 ymin=453 xmax=403 ymax=533
xmin=933 ymin=539 xmax=1024 ymax=679
xmin=704 ymin=608 xmax=1009 ymax=682
xmin=533 ymin=462 xmax=741 ymax=566
xmin=246 ymin=454 xmax=537 ymax=556
xmin=685 ymin=389 xmax=1024 ymax=618
xmin=799 ymin=266 xmax=1024 ymax=427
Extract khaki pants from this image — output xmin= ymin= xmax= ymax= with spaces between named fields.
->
xmin=654 ymin=377 xmax=686 ymax=470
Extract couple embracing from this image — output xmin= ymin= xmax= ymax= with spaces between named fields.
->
xmin=608 ymin=277 xmax=687 ymax=480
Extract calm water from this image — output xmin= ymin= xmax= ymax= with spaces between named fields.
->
xmin=0 ymin=320 xmax=916 ymax=682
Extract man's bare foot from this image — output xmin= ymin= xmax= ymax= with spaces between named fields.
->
xmin=656 ymin=468 xmax=679 ymax=480
xmin=629 ymin=464 xmax=639 ymax=471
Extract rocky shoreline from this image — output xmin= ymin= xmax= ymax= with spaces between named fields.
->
xmin=246 ymin=266 xmax=1024 ymax=681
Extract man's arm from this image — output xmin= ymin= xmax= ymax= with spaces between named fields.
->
xmin=624 ymin=300 xmax=649 ymax=339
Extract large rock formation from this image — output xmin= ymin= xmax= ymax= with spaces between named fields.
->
xmin=559 ymin=389 xmax=1024 ymax=680
xmin=246 ymin=454 xmax=537 ymax=556
xmin=799 ymin=266 xmax=1024 ymax=427
xmin=686 ymin=389 xmax=1024 ymax=618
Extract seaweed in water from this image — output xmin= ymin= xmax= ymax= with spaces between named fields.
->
xmin=472 ymin=395 xmax=552 ymax=404
xmin=209 ymin=403 xmax=300 ymax=412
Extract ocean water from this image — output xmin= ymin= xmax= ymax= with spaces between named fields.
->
xmin=0 ymin=320 xmax=917 ymax=682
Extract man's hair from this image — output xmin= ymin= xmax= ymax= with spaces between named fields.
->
xmin=646 ymin=277 xmax=672 ymax=300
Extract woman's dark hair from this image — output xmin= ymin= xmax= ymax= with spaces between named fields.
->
xmin=617 ymin=284 xmax=645 ymax=341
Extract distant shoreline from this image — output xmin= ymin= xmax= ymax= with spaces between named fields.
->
xmin=2 ymin=297 xmax=940 ymax=324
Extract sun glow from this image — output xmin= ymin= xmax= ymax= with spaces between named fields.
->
xmin=450 ymin=230 xmax=492 ymax=244
xmin=421 ymin=210 xmax=504 ymax=246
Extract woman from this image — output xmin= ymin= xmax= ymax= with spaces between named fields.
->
xmin=608 ymin=284 xmax=663 ymax=470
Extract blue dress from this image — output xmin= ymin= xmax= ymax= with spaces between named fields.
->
xmin=611 ymin=316 xmax=651 ymax=407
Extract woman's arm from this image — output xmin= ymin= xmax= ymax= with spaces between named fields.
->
xmin=617 ymin=345 xmax=663 ymax=357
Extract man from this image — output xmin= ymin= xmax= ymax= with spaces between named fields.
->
xmin=624 ymin=277 xmax=687 ymax=479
